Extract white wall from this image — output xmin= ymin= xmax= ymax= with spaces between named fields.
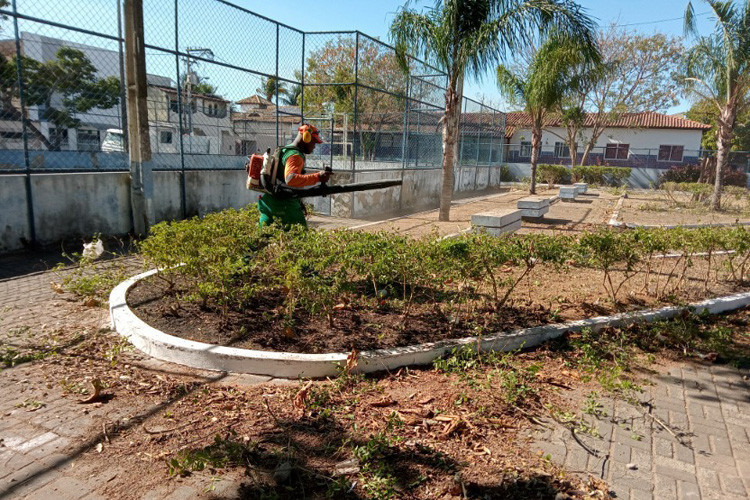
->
xmin=509 ymin=127 xmax=705 ymax=154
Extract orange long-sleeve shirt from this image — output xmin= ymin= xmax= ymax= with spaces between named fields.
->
xmin=284 ymin=154 xmax=321 ymax=188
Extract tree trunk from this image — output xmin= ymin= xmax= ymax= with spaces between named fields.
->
xmin=565 ymin=125 xmax=578 ymax=167
xmin=713 ymin=106 xmax=736 ymax=210
xmin=439 ymin=81 xmax=460 ymax=222
xmin=529 ymin=125 xmax=541 ymax=195
xmin=579 ymin=122 xmax=605 ymax=166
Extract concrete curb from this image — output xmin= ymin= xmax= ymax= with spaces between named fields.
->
xmin=608 ymin=195 xmax=626 ymax=226
xmin=110 ymin=268 xmax=750 ymax=379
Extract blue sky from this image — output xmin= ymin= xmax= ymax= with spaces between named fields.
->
xmin=8 ymin=0 xmax=718 ymax=113
xmin=245 ymin=0 xmax=716 ymax=113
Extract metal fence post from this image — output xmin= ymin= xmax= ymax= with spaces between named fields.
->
xmin=300 ymin=33 xmax=305 ymax=123
xmin=352 ymin=32 xmax=359 ymax=173
xmin=329 ymin=114 xmax=334 ymax=170
xmin=174 ymin=0 xmax=187 ymax=219
xmin=275 ymin=24 xmax=279 ymax=146
xmin=116 ymin=0 xmax=128 ymax=151
xmin=400 ymin=77 xmax=409 ymax=172
xmin=11 ymin=0 xmax=36 ymax=246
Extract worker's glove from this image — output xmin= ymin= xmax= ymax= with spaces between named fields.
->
xmin=318 ymin=170 xmax=332 ymax=184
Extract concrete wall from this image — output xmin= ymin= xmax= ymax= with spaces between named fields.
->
xmin=0 ymin=175 xmax=31 ymax=252
xmin=1 ymin=162 xmax=693 ymax=253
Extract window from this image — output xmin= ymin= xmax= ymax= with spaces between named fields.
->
xmin=658 ymin=145 xmax=684 ymax=162
xmin=77 ymin=129 xmax=100 ymax=152
xmin=169 ymin=99 xmax=179 ymax=113
xmin=554 ymin=141 xmax=570 ymax=158
xmin=604 ymin=143 xmax=629 ymax=160
xmin=160 ymin=131 xmax=173 ymax=144
xmin=49 ymin=128 xmax=69 ymax=149
xmin=519 ymin=141 xmax=531 ymax=157
xmin=239 ymin=140 xmax=256 ymax=156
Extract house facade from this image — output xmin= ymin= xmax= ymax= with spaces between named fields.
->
xmin=146 ymin=84 xmax=234 ymax=155
xmin=0 ymin=32 xmax=235 ymax=157
xmin=504 ymin=111 xmax=712 ymax=168
xmin=231 ymin=95 xmax=300 ymax=155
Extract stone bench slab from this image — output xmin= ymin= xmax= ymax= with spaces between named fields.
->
xmin=520 ymin=206 xmax=550 ymax=218
xmin=517 ymin=196 xmax=551 ymax=209
xmin=559 ymin=186 xmax=578 ymax=200
xmin=478 ymin=220 xmax=522 ymax=236
xmin=471 ymin=208 xmax=522 ymax=229
xmin=574 ymin=183 xmax=588 ymax=194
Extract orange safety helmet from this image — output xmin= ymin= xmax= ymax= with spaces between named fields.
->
xmin=299 ymin=123 xmax=323 ymax=144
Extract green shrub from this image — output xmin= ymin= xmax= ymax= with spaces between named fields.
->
xmin=571 ymin=166 xmax=631 ymax=186
xmin=138 ymin=207 xmax=750 ymax=323
xmin=536 ymin=164 xmax=571 ymax=186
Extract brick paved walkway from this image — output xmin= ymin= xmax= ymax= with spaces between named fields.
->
xmin=1 ymin=211 xmax=749 ymax=498
xmin=533 ymin=363 xmax=750 ymax=500
xmin=0 ymin=257 xmax=275 ymax=499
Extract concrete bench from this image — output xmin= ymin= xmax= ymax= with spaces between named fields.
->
xmin=517 ymin=196 xmax=550 ymax=218
xmin=574 ymin=183 xmax=588 ymax=194
xmin=559 ymin=186 xmax=578 ymax=201
xmin=471 ymin=208 xmax=522 ymax=235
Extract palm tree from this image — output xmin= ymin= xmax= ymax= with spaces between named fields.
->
xmin=497 ymin=34 xmax=599 ymax=194
xmin=282 ymin=84 xmax=302 ymax=106
xmin=390 ymin=0 xmax=597 ymax=221
xmin=684 ymin=0 xmax=750 ymax=210
xmin=257 ymin=76 xmax=286 ymax=103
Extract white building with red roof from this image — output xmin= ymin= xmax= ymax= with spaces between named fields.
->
xmin=503 ymin=111 xmax=712 ymax=167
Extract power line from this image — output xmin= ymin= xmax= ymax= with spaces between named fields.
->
xmin=617 ymin=11 xmax=710 ymax=27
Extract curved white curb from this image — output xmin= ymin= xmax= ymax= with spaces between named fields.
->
xmin=110 ymin=268 xmax=750 ymax=379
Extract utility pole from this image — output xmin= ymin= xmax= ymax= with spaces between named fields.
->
xmin=183 ymin=47 xmax=213 ymax=138
xmin=124 ymin=0 xmax=153 ymax=235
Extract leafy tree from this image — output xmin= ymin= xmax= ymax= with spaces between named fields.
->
xmin=257 ymin=76 xmax=286 ymax=102
xmin=390 ymin=0 xmax=598 ymax=221
xmin=0 ymin=46 xmax=120 ymax=150
xmin=497 ymin=34 xmax=599 ymax=194
xmin=574 ymin=26 xmax=682 ymax=166
xmin=304 ymin=36 xmax=407 ymax=160
xmin=683 ymin=0 xmax=750 ymax=210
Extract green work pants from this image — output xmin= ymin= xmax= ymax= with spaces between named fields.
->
xmin=257 ymin=194 xmax=307 ymax=228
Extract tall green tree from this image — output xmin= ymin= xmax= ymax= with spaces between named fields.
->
xmin=497 ymin=34 xmax=599 ymax=194
xmin=257 ymin=76 xmax=286 ymax=103
xmin=0 ymin=47 xmax=120 ymax=150
xmin=570 ymin=26 xmax=682 ymax=166
xmin=304 ymin=36 xmax=407 ymax=160
xmin=686 ymin=97 xmax=750 ymax=150
xmin=683 ymin=0 xmax=750 ymax=209
xmin=390 ymin=0 xmax=597 ymax=221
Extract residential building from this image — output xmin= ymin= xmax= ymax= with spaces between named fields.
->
xmin=504 ymin=111 xmax=712 ymax=168
xmin=231 ymin=95 xmax=299 ymax=155
xmin=146 ymin=84 xmax=234 ymax=155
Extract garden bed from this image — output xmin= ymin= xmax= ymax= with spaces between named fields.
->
xmin=128 ymin=259 xmax=747 ymax=354
xmin=127 ymin=207 xmax=750 ymax=355
xmin=618 ymin=189 xmax=750 ymax=226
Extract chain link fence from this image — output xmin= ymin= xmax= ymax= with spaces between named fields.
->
xmin=0 ymin=0 xmax=505 ymax=174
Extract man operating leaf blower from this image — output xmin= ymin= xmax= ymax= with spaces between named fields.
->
xmin=245 ymin=123 xmax=402 ymax=227
xmin=255 ymin=123 xmax=331 ymax=228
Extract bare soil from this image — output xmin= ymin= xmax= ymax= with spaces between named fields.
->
xmin=618 ymin=190 xmax=750 ymax=226
xmin=127 ymin=257 xmax=748 ymax=354
xmin=358 ymin=188 xmax=619 ymax=238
